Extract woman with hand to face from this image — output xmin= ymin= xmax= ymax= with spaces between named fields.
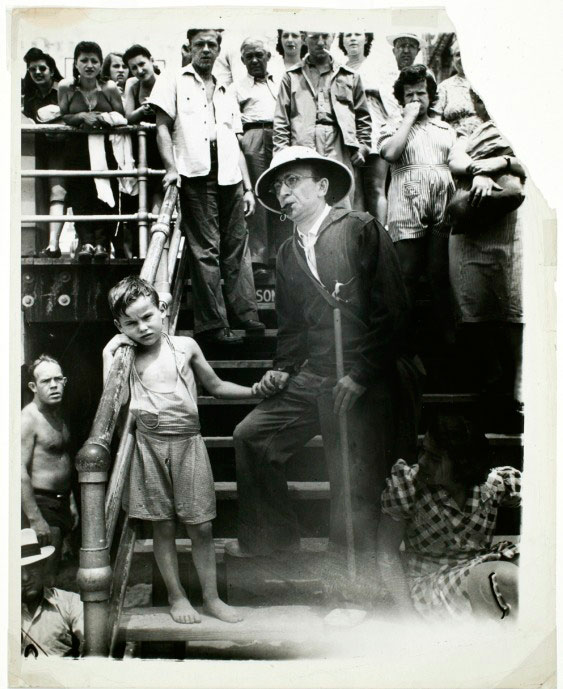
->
xmin=58 ymin=41 xmax=124 ymax=263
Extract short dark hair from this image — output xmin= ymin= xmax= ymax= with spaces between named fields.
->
xmin=108 ymin=276 xmax=159 ymax=320
xmin=393 ymin=64 xmax=437 ymax=106
xmin=338 ymin=32 xmax=374 ymax=57
xmin=186 ymin=29 xmax=222 ymax=46
xmin=22 ymin=48 xmax=64 ymax=104
xmin=123 ymin=44 xmax=161 ymax=75
xmin=275 ymin=30 xmax=307 ymax=58
xmin=425 ymin=412 xmax=492 ymax=488
xmin=28 ymin=354 xmax=62 ymax=381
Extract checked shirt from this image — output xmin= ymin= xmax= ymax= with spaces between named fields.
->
xmin=381 ymin=459 xmax=521 ymax=618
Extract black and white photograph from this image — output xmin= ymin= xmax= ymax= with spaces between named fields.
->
xmin=10 ymin=2 xmax=559 ymax=687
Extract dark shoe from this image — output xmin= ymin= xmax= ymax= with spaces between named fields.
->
xmin=77 ymin=244 xmax=95 ymax=263
xmin=93 ymin=245 xmax=109 ymax=262
xmin=238 ymin=319 xmax=266 ymax=332
xmin=41 ymin=247 xmax=61 ymax=258
xmin=197 ymin=327 xmax=243 ymax=345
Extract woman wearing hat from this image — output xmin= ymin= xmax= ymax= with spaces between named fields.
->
xmin=378 ymin=412 xmax=521 ymax=620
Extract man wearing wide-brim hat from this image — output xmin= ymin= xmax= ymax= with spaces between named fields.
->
xmin=228 ymin=146 xmax=420 ymax=573
xmin=21 ymin=528 xmax=83 ymax=657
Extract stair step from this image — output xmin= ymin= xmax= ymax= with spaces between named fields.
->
xmin=134 ymin=537 xmax=328 ymax=559
xmin=203 ymin=433 xmax=522 ymax=448
xmin=215 ymin=481 xmax=329 ymax=500
xmin=178 ymin=329 xmax=277 ymax=338
xmin=118 ymin=605 xmax=327 ymax=644
xmin=208 ymin=360 xmax=273 ymax=369
xmin=198 ymin=393 xmax=486 ymax=406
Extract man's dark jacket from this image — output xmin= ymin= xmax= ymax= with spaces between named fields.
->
xmin=274 ymin=207 xmax=413 ymax=387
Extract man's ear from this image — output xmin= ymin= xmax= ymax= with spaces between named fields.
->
xmin=62 ymin=377 xmax=68 ymax=387
xmin=28 ymin=381 xmax=37 ymax=394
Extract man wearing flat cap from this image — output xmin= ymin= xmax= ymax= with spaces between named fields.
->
xmin=21 ymin=528 xmax=83 ymax=657
xmin=228 ymin=147 xmax=420 ymax=568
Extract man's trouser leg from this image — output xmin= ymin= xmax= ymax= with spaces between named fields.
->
xmin=217 ymin=179 xmax=259 ymax=324
xmin=233 ymin=370 xmax=325 ymax=555
xmin=179 ymin=160 xmax=229 ymax=334
xmin=241 ymin=128 xmax=270 ymax=266
xmin=318 ymin=377 xmax=396 ymax=555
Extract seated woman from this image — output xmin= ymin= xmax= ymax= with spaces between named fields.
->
xmin=101 ymin=52 xmax=129 ymax=100
xmin=58 ymin=41 xmax=125 ymax=262
xmin=22 ymin=48 xmax=67 ymax=257
xmin=378 ymin=412 xmax=521 ymax=621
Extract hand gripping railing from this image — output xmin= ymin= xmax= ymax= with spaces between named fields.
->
xmin=75 ymin=183 xmax=180 ymax=656
xmin=21 ymin=123 xmax=166 ymax=256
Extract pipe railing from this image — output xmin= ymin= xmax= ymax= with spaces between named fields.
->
xmin=21 ymin=122 xmax=167 ymax=256
xmin=75 ymin=183 xmax=180 ymax=656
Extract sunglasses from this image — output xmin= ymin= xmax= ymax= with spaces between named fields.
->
xmin=28 ymin=65 xmax=49 ymax=73
xmin=270 ymin=174 xmax=318 ymax=195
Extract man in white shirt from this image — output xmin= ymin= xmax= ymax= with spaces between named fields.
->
xmin=231 ymin=37 xmax=289 ymax=278
xmin=150 ymin=28 xmax=264 ymax=344
xmin=21 ymin=528 xmax=83 ymax=657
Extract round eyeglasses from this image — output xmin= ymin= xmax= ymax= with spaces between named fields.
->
xmin=270 ymin=174 xmax=318 ymax=195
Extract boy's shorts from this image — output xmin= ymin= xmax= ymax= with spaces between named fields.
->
xmin=126 ymin=430 xmax=216 ymax=524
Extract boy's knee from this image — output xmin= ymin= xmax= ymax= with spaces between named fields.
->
xmin=186 ymin=521 xmax=213 ymax=542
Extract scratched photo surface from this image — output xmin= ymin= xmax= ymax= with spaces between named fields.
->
xmin=11 ymin=4 xmax=557 ymax=688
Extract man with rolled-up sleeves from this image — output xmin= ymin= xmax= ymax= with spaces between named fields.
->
xmin=150 ymin=28 xmax=264 ymax=344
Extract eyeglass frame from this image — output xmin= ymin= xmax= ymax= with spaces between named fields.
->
xmin=269 ymin=173 xmax=321 ymax=196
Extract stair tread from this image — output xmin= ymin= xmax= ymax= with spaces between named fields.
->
xmin=134 ymin=537 xmax=328 ymax=554
xmin=118 ymin=605 xmax=328 ymax=643
xmin=204 ymin=433 xmax=522 ymax=448
xmin=178 ymin=329 xmax=277 ymax=338
xmin=197 ymin=392 xmax=497 ymax=406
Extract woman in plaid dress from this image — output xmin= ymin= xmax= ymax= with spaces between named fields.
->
xmin=378 ymin=413 xmax=521 ymax=620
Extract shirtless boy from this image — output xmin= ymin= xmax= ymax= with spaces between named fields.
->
xmin=21 ymin=356 xmax=79 ymax=578
xmin=104 ymin=276 xmax=270 ymax=624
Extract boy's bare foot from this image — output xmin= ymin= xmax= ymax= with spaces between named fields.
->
xmin=169 ymin=597 xmax=201 ymax=624
xmin=203 ymin=597 xmax=244 ymax=623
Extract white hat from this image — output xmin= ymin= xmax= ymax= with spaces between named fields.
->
xmin=21 ymin=528 xmax=54 ymax=566
xmin=255 ymin=146 xmax=353 ymax=215
xmin=386 ymin=32 xmax=426 ymax=49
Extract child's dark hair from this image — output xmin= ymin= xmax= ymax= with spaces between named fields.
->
xmin=108 ymin=276 xmax=159 ymax=320
xmin=72 ymin=41 xmax=106 ymax=87
xmin=28 ymin=354 xmax=62 ymax=381
xmin=393 ymin=64 xmax=437 ymax=106
xmin=338 ymin=32 xmax=374 ymax=57
xmin=123 ymin=44 xmax=161 ymax=74
xmin=275 ymin=30 xmax=307 ymax=58
xmin=186 ymin=29 xmax=223 ymax=46
xmin=425 ymin=412 xmax=492 ymax=488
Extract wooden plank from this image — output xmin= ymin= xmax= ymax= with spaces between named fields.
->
xmin=134 ymin=537 xmax=328 ymax=556
xmin=118 ymin=605 xmax=326 ymax=643
xmin=203 ymin=434 xmax=521 ymax=449
xmin=207 ymin=360 xmax=273 ymax=369
xmin=197 ymin=393 xmax=486 ymax=406
xmin=178 ymin=329 xmax=277 ymax=338
xmin=108 ymin=519 xmax=138 ymax=655
xmin=214 ymin=481 xmax=329 ymax=500
xmin=105 ymin=413 xmax=135 ymax=548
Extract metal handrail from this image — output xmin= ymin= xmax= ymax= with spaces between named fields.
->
xmin=74 ymin=183 xmax=180 ymax=656
xmin=21 ymin=122 xmax=160 ymax=256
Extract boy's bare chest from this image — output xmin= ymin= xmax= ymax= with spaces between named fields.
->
xmin=136 ymin=347 xmax=178 ymax=391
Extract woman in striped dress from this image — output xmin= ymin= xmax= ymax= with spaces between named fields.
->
xmin=379 ymin=64 xmax=457 ymax=343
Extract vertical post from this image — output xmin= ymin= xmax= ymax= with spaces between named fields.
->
xmin=333 ymin=308 xmax=357 ymax=581
xmin=155 ymin=240 xmax=172 ymax=330
xmin=137 ymin=129 xmax=149 ymax=258
xmin=76 ymin=443 xmax=113 ymax=655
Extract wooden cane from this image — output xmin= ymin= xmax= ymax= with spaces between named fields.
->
xmin=333 ymin=307 xmax=357 ymax=581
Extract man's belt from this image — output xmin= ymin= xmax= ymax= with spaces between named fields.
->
xmin=33 ymin=488 xmax=70 ymax=500
xmin=242 ymin=121 xmax=273 ymax=132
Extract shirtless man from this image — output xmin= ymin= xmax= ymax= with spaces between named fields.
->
xmin=21 ymin=355 xmax=78 ymax=578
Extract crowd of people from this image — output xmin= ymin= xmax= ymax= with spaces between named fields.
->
xmin=20 ymin=27 xmax=525 ymax=654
